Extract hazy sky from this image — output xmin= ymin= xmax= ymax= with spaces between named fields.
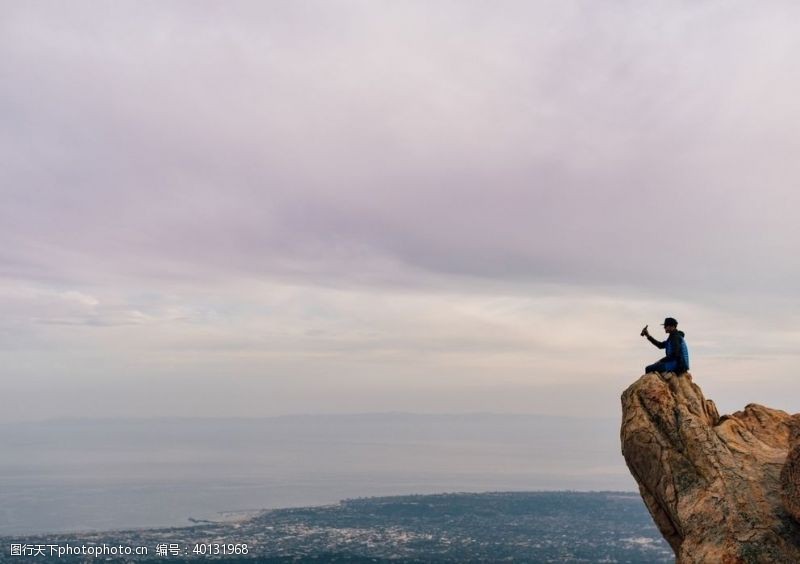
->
xmin=2 ymin=1 xmax=800 ymax=422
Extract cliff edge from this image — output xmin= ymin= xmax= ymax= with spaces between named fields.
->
xmin=621 ymin=372 xmax=800 ymax=563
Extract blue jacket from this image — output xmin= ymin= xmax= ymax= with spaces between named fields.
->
xmin=647 ymin=330 xmax=690 ymax=373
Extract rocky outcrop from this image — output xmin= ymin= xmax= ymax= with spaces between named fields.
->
xmin=621 ymin=372 xmax=800 ymax=563
xmin=780 ymin=414 xmax=800 ymax=524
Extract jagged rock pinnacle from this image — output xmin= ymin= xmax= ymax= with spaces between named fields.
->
xmin=621 ymin=372 xmax=800 ymax=563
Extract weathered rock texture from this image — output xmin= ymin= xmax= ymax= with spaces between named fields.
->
xmin=780 ymin=414 xmax=800 ymax=524
xmin=621 ymin=372 xmax=800 ymax=563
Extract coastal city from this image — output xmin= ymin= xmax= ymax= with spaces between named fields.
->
xmin=2 ymin=491 xmax=671 ymax=563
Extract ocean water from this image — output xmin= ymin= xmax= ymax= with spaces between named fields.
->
xmin=0 ymin=413 xmax=633 ymax=535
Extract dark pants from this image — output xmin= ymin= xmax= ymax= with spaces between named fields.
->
xmin=646 ymin=360 xmax=678 ymax=374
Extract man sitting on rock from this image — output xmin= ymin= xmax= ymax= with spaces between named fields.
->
xmin=641 ymin=317 xmax=690 ymax=376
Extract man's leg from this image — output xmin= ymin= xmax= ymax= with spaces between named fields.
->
xmin=661 ymin=360 xmax=678 ymax=375
xmin=645 ymin=362 xmax=664 ymax=374
xmin=645 ymin=361 xmax=679 ymax=375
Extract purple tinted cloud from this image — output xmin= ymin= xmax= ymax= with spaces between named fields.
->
xmin=2 ymin=1 xmax=800 ymax=296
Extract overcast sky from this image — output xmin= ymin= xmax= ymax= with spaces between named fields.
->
xmin=2 ymin=1 xmax=800 ymax=422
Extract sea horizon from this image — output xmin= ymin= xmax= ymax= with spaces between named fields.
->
xmin=0 ymin=412 xmax=632 ymax=535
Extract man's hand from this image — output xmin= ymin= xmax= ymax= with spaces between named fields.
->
xmin=640 ymin=325 xmax=649 ymax=337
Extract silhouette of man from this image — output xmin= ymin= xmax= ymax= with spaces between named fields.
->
xmin=641 ymin=317 xmax=690 ymax=376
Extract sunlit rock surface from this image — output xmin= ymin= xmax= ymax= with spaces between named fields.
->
xmin=621 ymin=372 xmax=800 ymax=563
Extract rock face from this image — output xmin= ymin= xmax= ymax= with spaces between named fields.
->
xmin=780 ymin=414 xmax=800 ymax=524
xmin=621 ymin=372 xmax=800 ymax=563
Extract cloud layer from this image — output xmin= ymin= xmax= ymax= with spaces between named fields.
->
xmin=2 ymin=1 xmax=800 ymax=421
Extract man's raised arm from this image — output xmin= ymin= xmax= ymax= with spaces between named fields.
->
xmin=641 ymin=326 xmax=665 ymax=349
